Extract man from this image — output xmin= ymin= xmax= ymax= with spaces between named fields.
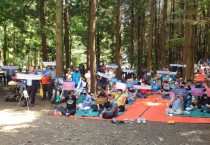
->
xmin=22 ymin=67 xmax=39 ymax=107
xmin=49 ymin=66 xmax=56 ymax=95
xmin=35 ymin=66 xmax=43 ymax=74
xmin=54 ymin=89 xmax=79 ymax=116
xmin=72 ymin=68 xmax=81 ymax=87
xmin=110 ymin=88 xmax=128 ymax=112
xmin=99 ymin=100 xmax=119 ymax=119
xmin=77 ymin=89 xmax=92 ymax=110
xmin=41 ymin=67 xmax=52 ymax=101
xmin=166 ymin=94 xmax=184 ymax=115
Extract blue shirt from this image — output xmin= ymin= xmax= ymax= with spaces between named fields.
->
xmin=72 ymin=71 xmax=81 ymax=85
xmin=82 ymin=94 xmax=92 ymax=107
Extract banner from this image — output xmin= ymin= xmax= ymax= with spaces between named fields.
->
xmin=63 ymin=81 xmax=75 ymax=91
xmin=43 ymin=62 xmax=56 ymax=66
xmin=170 ymin=64 xmax=186 ymax=68
xmin=126 ymin=81 xmax=134 ymax=88
xmin=162 ymin=77 xmax=169 ymax=81
xmin=106 ymin=64 xmax=118 ymax=69
xmin=1 ymin=66 xmax=19 ymax=70
xmin=122 ymin=69 xmax=135 ymax=73
xmin=115 ymin=82 xmax=127 ymax=91
xmin=55 ymin=78 xmax=63 ymax=84
xmin=134 ymin=85 xmax=151 ymax=90
xmin=156 ymin=70 xmax=170 ymax=74
xmin=207 ymin=88 xmax=210 ymax=97
xmin=170 ymin=72 xmax=177 ymax=75
xmin=191 ymin=88 xmax=203 ymax=96
xmin=97 ymin=72 xmax=115 ymax=79
xmin=16 ymin=73 xmax=42 ymax=80
xmin=174 ymin=88 xmax=187 ymax=98
xmin=43 ymin=69 xmax=51 ymax=77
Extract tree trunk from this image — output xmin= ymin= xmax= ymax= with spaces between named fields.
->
xmin=40 ymin=0 xmax=48 ymax=61
xmin=185 ymin=0 xmax=197 ymax=82
xmin=64 ymin=0 xmax=70 ymax=69
xmin=96 ymin=32 xmax=100 ymax=66
xmin=34 ymin=52 xmax=37 ymax=68
xmin=205 ymin=6 xmax=210 ymax=60
xmin=160 ymin=0 xmax=168 ymax=69
xmin=130 ymin=1 xmax=135 ymax=69
xmin=137 ymin=15 xmax=143 ymax=77
xmin=89 ymin=0 xmax=96 ymax=93
xmin=87 ymin=0 xmax=91 ymax=71
xmin=3 ymin=25 xmax=8 ymax=65
xmin=56 ymin=0 xmax=63 ymax=77
xmin=116 ymin=0 xmax=122 ymax=80
xmin=147 ymin=0 xmax=155 ymax=80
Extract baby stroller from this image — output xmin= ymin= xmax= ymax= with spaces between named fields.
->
xmin=4 ymin=76 xmax=25 ymax=102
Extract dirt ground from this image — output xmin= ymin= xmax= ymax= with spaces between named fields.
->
xmin=0 ymin=87 xmax=210 ymax=145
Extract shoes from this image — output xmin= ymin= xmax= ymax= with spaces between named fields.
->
xmin=142 ymin=118 xmax=146 ymax=124
xmin=137 ymin=117 xmax=141 ymax=123
xmin=30 ymin=104 xmax=34 ymax=107
xmin=42 ymin=98 xmax=46 ymax=101
xmin=21 ymin=104 xmax=26 ymax=107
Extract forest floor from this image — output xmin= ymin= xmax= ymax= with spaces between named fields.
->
xmin=0 ymin=86 xmax=210 ymax=145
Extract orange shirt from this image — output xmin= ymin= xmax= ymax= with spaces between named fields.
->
xmin=41 ymin=74 xmax=50 ymax=84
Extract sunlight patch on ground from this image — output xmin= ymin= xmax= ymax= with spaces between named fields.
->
xmin=0 ymin=109 xmax=40 ymax=132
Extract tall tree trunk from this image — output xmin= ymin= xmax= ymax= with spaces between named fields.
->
xmin=40 ymin=0 xmax=48 ymax=61
xmin=3 ymin=25 xmax=8 ymax=65
xmin=160 ymin=0 xmax=168 ymax=69
xmin=96 ymin=32 xmax=100 ymax=66
xmin=116 ymin=0 xmax=122 ymax=80
xmin=205 ymin=6 xmax=210 ymax=60
xmin=154 ymin=0 xmax=159 ymax=71
xmin=64 ymin=0 xmax=70 ymax=69
xmin=185 ymin=0 xmax=197 ymax=82
xmin=130 ymin=1 xmax=135 ymax=69
xmin=34 ymin=52 xmax=37 ymax=68
xmin=89 ymin=0 xmax=96 ymax=93
xmin=56 ymin=0 xmax=63 ymax=77
xmin=13 ymin=26 xmax=16 ymax=65
xmin=137 ymin=15 xmax=143 ymax=77
xmin=147 ymin=0 xmax=155 ymax=80
xmin=87 ymin=1 xmax=91 ymax=71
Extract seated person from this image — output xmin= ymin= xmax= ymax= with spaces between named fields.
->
xmin=161 ymin=81 xmax=170 ymax=98
xmin=136 ymin=81 xmax=149 ymax=98
xmin=77 ymin=89 xmax=92 ymax=111
xmin=166 ymin=94 xmax=184 ymax=115
xmin=201 ymin=96 xmax=210 ymax=113
xmin=91 ymin=91 xmax=108 ymax=111
xmin=169 ymin=80 xmax=176 ymax=89
xmin=76 ymin=77 xmax=88 ymax=95
xmin=54 ymin=89 xmax=79 ymax=117
xmin=110 ymin=88 xmax=128 ymax=112
xmin=126 ymin=87 xmax=136 ymax=103
xmin=151 ymin=80 xmax=159 ymax=92
xmin=99 ymin=100 xmax=119 ymax=119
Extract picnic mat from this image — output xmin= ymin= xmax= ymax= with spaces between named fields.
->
xmin=167 ymin=109 xmax=210 ymax=118
xmin=49 ymin=94 xmax=210 ymax=123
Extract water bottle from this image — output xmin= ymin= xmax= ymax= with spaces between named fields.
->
xmin=89 ymin=110 xmax=91 ymax=114
xmin=99 ymin=114 xmax=103 ymax=119
xmin=75 ymin=115 xmax=77 ymax=120
xmin=166 ymin=103 xmax=169 ymax=107
xmin=53 ymin=108 xmax=58 ymax=115
xmin=166 ymin=109 xmax=169 ymax=115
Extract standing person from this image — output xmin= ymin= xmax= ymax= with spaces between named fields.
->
xmin=66 ymin=67 xmax=72 ymax=81
xmin=22 ymin=67 xmax=39 ymax=107
xmin=41 ymin=67 xmax=52 ymax=101
xmin=72 ymin=68 xmax=81 ymax=87
xmin=6 ymin=64 xmax=15 ymax=83
xmin=50 ymin=66 xmax=56 ymax=94
xmin=35 ymin=66 xmax=43 ymax=74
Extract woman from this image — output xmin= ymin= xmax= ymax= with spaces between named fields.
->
xmin=66 ymin=68 xmax=72 ymax=81
xmin=76 ymin=77 xmax=88 ymax=95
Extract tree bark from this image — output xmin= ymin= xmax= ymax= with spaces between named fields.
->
xmin=40 ymin=0 xmax=48 ymax=61
xmin=116 ymin=0 xmax=122 ymax=80
xmin=64 ymin=0 xmax=70 ymax=69
xmin=87 ymin=0 xmax=91 ymax=71
xmin=137 ymin=15 xmax=143 ymax=77
xmin=147 ymin=0 xmax=155 ymax=80
xmin=34 ymin=52 xmax=37 ymax=68
xmin=160 ymin=0 xmax=168 ymax=69
xmin=3 ymin=25 xmax=8 ymax=65
xmin=205 ymin=5 xmax=210 ymax=60
xmin=96 ymin=32 xmax=100 ymax=66
xmin=130 ymin=1 xmax=135 ymax=69
xmin=89 ymin=0 xmax=96 ymax=93
xmin=185 ymin=0 xmax=197 ymax=82
xmin=56 ymin=0 xmax=63 ymax=77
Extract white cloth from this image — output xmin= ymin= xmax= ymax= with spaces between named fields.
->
xmin=27 ymin=80 xmax=32 ymax=86
xmin=77 ymin=103 xmax=91 ymax=111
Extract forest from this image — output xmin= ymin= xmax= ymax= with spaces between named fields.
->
xmin=0 ymin=0 xmax=209 ymax=92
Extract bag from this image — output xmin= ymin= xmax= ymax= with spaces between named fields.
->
xmin=40 ymin=85 xmax=43 ymax=97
